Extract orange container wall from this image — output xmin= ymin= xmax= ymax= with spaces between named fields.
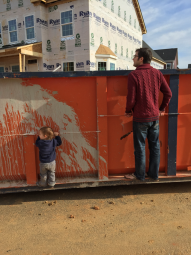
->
xmin=30 ymin=77 xmax=99 ymax=179
xmin=0 ymin=77 xmax=100 ymax=183
xmin=177 ymin=74 xmax=191 ymax=170
xmin=107 ymin=76 xmax=134 ymax=174
xmin=0 ymin=71 xmax=190 ymax=191
xmin=107 ymin=75 xmax=169 ymax=175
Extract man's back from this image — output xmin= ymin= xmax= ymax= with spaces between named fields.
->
xmin=126 ymin=64 xmax=172 ymax=122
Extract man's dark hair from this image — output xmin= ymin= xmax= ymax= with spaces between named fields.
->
xmin=136 ymin=48 xmax=152 ymax=64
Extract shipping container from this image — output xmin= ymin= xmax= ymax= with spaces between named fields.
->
xmin=0 ymin=69 xmax=191 ymax=194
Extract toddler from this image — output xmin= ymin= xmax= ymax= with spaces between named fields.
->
xmin=35 ymin=126 xmax=62 ymax=188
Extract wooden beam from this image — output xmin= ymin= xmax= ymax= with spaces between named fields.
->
xmin=19 ymin=53 xmax=22 ymax=72
xmin=17 ymin=42 xmax=42 ymax=50
xmin=21 ymin=49 xmax=43 ymax=58
xmin=47 ymin=0 xmax=76 ymax=7
xmin=46 ymin=0 xmax=55 ymax=2
xmin=132 ymin=0 xmax=147 ymax=34
xmin=17 ymin=43 xmax=42 ymax=54
xmin=23 ymin=54 xmax=26 ymax=72
xmin=30 ymin=0 xmax=41 ymax=2
xmin=33 ymin=1 xmax=45 ymax=6
xmin=0 ymin=53 xmax=19 ymax=58
xmin=152 ymin=57 xmax=166 ymax=65
xmin=4 ymin=49 xmax=19 ymax=54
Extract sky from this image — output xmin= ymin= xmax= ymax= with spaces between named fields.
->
xmin=138 ymin=0 xmax=191 ymax=68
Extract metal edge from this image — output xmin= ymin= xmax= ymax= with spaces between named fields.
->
xmin=1 ymin=177 xmax=191 ymax=194
xmin=0 ymin=69 xmax=191 ymax=79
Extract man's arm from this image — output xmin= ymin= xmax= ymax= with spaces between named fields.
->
xmin=125 ymin=74 xmax=137 ymax=114
xmin=159 ymin=74 xmax=172 ymax=111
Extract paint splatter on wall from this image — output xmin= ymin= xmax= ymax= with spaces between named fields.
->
xmin=0 ymin=78 xmax=107 ymax=181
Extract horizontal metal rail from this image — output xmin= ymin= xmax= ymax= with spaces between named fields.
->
xmin=0 ymin=131 xmax=101 ymax=137
xmin=98 ymin=113 xmax=191 ymax=117
xmin=0 ymin=68 xmax=191 ymax=79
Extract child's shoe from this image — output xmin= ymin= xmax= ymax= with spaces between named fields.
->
xmin=36 ymin=182 xmax=46 ymax=187
xmin=48 ymin=185 xmax=55 ymax=189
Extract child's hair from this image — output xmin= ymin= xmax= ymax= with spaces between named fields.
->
xmin=40 ymin=126 xmax=54 ymax=140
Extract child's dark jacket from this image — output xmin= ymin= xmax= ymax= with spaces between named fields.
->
xmin=35 ymin=136 xmax=62 ymax=163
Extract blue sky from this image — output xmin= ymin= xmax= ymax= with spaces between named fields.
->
xmin=138 ymin=0 xmax=191 ymax=68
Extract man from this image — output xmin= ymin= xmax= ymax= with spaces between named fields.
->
xmin=124 ymin=48 xmax=172 ymax=181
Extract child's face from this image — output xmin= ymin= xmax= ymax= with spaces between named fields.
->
xmin=39 ymin=131 xmax=47 ymax=140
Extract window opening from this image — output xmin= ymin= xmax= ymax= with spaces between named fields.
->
xmin=12 ymin=65 xmax=20 ymax=72
xmin=8 ymin=19 xmax=17 ymax=43
xmin=0 ymin=67 xmax=4 ymax=72
xmin=98 ymin=62 xmax=106 ymax=71
xmin=28 ymin=59 xmax=37 ymax=64
xmin=25 ymin=15 xmax=35 ymax=40
xmin=63 ymin=62 xmax=74 ymax=71
xmin=61 ymin=11 xmax=73 ymax=37
xmin=110 ymin=63 xmax=115 ymax=70
xmin=166 ymin=63 xmax=171 ymax=69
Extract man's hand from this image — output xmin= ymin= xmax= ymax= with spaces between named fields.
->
xmin=125 ymin=111 xmax=133 ymax=118
xmin=159 ymin=111 xmax=165 ymax=116
xmin=54 ymin=132 xmax=59 ymax=136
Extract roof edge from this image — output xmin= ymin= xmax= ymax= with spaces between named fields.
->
xmin=31 ymin=0 xmax=147 ymax=34
xmin=30 ymin=0 xmax=76 ymax=5
xmin=132 ymin=0 xmax=147 ymax=34
xmin=95 ymin=54 xmax=117 ymax=60
xmin=152 ymin=57 xmax=166 ymax=65
xmin=95 ymin=44 xmax=117 ymax=57
xmin=17 ymin=42 xmax=42 ymax=50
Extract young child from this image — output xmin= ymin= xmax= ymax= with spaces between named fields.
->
xmin=35 ymin=126 xmax=62 ymax=188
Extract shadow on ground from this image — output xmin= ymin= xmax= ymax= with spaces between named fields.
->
xmin=0 ymin=181 xmax=191 ymax=206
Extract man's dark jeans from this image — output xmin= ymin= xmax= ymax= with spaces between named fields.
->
xmin=133 ymin=120 xmax=160 ymax=181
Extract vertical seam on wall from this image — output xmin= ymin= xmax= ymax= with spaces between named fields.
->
xmin=167 ymin=74 xmax=179 ymax=176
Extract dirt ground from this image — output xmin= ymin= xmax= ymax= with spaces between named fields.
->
xmin=0 ymin=182 xmax=191 ymax=255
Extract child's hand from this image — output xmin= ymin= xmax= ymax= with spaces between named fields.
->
xmin=54 ymin=132 xmax=59 ymax=136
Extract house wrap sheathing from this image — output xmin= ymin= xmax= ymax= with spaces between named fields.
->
xmin=0 ymin=0 xmax=146 ymax=72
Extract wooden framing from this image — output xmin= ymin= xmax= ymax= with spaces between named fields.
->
xmin=17 ymin=42 xmax=42 ymax=50
xmin=47 ymin=0 xmax=76 ymax=7
xmin=21 ymin=49 xmax=43 ymax=57
xmin=0 ymin=42 xmax=42 ymax=72
xmin=132 ymin=0 xmax=147 ymax=34
xmin=46 ymin=0 xmax=60 ymax=3
xmin=23 ymin=54 xmax=26 ymax=72
xmin=32 ymin=2 xmax=45 ymax=6
xmin=30 ymin=0 xmax=76 ymax=5
xmin=19 ymin=53 xmax=22 ymax=72
xmin=152 ymin=56 xmax=166 ymax=66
